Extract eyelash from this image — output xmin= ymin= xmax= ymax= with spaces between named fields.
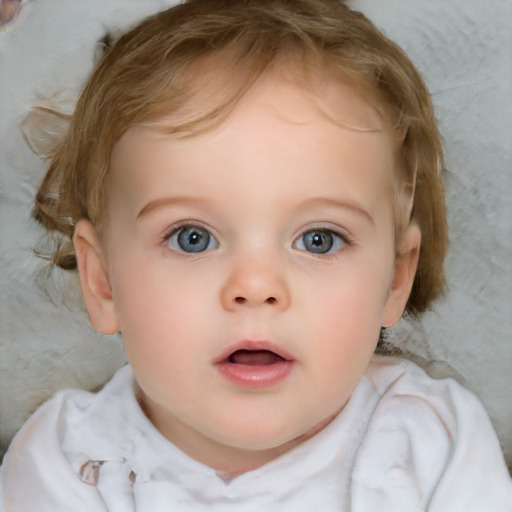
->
xmin=160 ymin=222 xmax=352 ymax=257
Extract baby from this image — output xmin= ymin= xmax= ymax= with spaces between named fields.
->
xmin=1 ymin=0 xmax=512 ymax=510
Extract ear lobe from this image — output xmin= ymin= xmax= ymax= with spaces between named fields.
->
xmin=381 ymin=223 xmax=421 ymax=328
xmin=73 ymin=220 xmax=120 ymax=335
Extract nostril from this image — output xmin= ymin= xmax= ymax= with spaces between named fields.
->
xmin=233 ymin=296 xmax=277 ymax=305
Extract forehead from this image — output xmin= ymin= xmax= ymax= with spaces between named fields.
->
xmin=110 ymin=70 xmax=396 ymax=217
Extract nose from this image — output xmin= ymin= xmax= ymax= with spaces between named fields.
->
xmin=220 ymin=251 xmax=291 ymax=312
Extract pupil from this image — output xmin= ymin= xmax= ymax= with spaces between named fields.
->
xmin=178 ymin=227 xmax=210 ymax=252
xmin=312 ymin=234 xmax=323 ymax=246
xmin=189 ymin=232 xmax=201 ymax=245
xmin=305 ymin=230 xmax=333 ymax=253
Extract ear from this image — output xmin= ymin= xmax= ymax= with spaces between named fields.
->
xmin=381 ymin=222 xmax=421 ymax=327
xmin=73 ymin=219 xmax=120 ymax=335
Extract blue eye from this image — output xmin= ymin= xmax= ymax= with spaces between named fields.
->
xmin=295 ymin=229 xmax=345 ymax=254
xmin=166 ymin=225 xmax=218 ymax=253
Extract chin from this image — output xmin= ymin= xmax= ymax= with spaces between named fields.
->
xmin=218 ymin=414 xmax=324 ymax=454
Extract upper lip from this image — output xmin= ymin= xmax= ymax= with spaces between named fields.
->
xmin=213 ymin=340 xmax=295 ymax=364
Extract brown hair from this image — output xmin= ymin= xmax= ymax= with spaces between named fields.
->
xmin=33 ymin=0 xmax=447 ymax=314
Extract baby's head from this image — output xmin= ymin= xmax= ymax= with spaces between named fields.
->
xmin=34 ymin=0 xmax=447 ymax=471
xmin=37 ymin=0 xmax=447 ymax=315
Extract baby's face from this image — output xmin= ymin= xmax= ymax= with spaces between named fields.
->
xmin=79 ymin=70 xmax=419 ymax=472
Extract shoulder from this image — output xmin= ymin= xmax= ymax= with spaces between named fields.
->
xmin=350 ymin=355 xmax=512 ymax=511
xmin=366 ymin=354 xmax=481 ymax=424
xmin=0 ymin=365 xmax=134 ymax=512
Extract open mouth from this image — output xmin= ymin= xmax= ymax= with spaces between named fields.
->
xmin=214 ymin=343 xmax=295 ymax=388
xmin=228 ymin=349 xmax=287 ymax=366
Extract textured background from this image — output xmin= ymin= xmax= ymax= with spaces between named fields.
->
xmin=1 ymin=0 xmax=511 ymax=469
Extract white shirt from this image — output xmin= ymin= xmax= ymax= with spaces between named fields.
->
xmin=2 ymin=355 xmax=511 ymax=511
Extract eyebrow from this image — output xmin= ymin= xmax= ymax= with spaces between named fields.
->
xmin=137 ymin=195 xmax=374 ymax=223
xmin=299 ymin=197 xmax=374 ymax=224
xmin=137 ymin=196 xmax=214 ymax=219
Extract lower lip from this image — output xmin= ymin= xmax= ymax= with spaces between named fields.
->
xmin=215 ymin=360 xmax=295 ymax=389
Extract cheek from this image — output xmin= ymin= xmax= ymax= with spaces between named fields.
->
xmin=113 ymin=275 xmax=204 ymax=392
xmin=299 ymin=262 xmax=391 ymax=366
xmin=109 ymin=255 xmax=217 ymax=350
xmin=314 ymin=289 xmax=381 ymax=361
xmin=291 ymin=281 xmax=384 ymax=419
xmin=307 ymin=262 xmax=391 ymax=326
